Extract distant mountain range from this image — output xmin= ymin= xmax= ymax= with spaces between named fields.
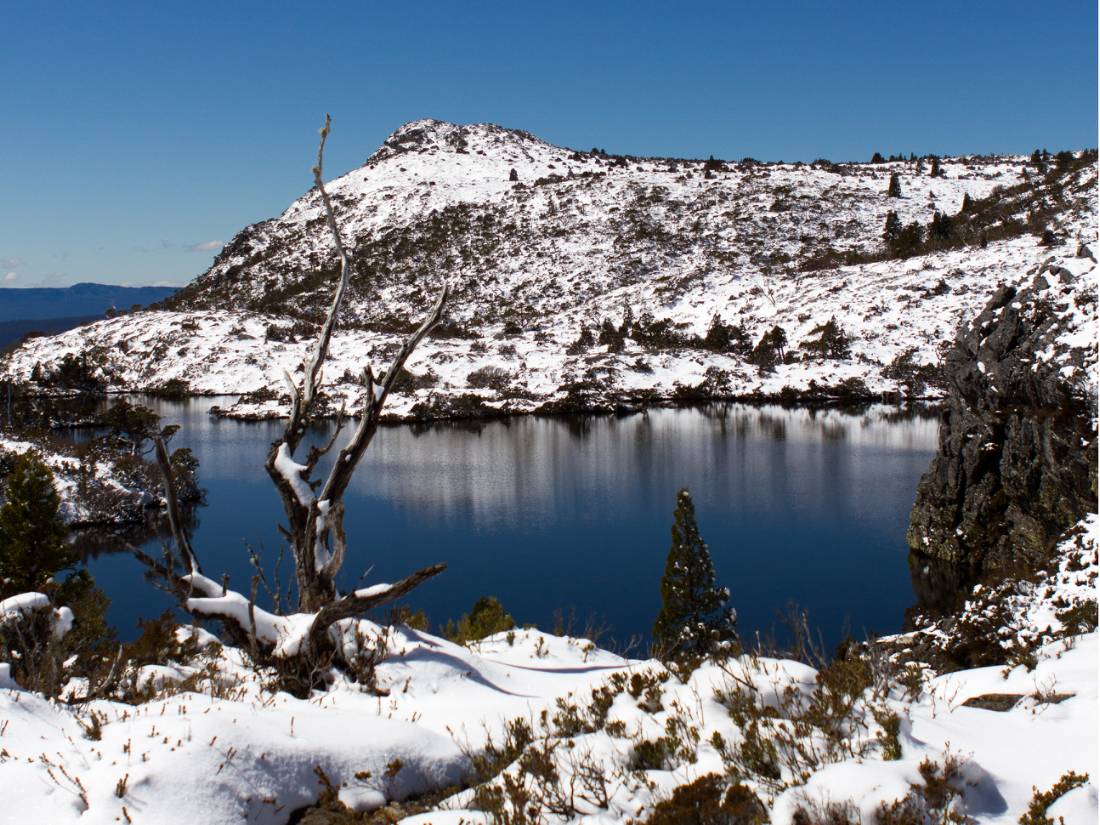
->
xmin=0 ymin=283 xmax=176 ymax=323
xmin=0 ymin=283 xmax=177 ymax=349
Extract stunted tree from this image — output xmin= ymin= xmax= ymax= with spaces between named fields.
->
xmin=748 ymin=325 xmax=788 ymax=372
xmin=799 ymin=317 xmax=851 ymax=361
xmin=887 ymin=172 xmax=901 ymax=198
xmin=151 ymin=116 xmax=449 ymax=690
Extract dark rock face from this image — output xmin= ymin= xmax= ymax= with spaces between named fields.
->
xmin=907 ymin=255 xmax=1097 ymax=574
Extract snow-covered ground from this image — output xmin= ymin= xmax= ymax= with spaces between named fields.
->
xmin=1 ymin=516 xmax=1094 ymax=824
xmin=1 ymin=122 xmax=1095 ymax=419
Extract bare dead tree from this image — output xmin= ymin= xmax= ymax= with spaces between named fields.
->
xmin=261 ymin=114 xmax=449 ymax=611
xmin=149 ymin=115 xmax=448 ymax=686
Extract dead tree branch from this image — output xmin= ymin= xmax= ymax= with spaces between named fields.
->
xmin=261 ymin=114 xmax=450 ymax=611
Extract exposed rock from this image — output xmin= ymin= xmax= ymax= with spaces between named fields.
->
xmin=907 ymin=253 xmax=1097 ymax=573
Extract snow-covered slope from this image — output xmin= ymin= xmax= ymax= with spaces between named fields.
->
xmin=3 ymin=122 xmax=1095 ymax=418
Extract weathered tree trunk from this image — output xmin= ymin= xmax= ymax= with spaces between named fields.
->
xmin=148 ymin=116 xmax=451 ymax=688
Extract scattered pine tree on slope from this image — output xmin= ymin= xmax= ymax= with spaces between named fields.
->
xmin=0 ymin=452 xmax=73 ymax=595
xmin=653 ymin=489 xmax=738 ymax=670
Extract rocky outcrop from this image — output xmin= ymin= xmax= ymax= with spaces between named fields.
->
xmin=907 ymin=250 xmax=1097 ymax=574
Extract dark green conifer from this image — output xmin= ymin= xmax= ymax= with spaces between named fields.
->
xmin=619 ymin=303 xmax=635 ymax=338
xmin=0 ymin=452 xmax=72 ymax=594
xmin=887 ymin=173 xmax=901 ymax=198
xmin=883 ymin=210 xmax=901 ymax=244
xmin=653 ymin=489 xmax=737 ymax=669
xmin=566 ymin=325 xmax=594 ymax=355
xmin=598 ymin=318 xmax=624 ymax=353
xmin=704 ymin=313 xmax=732 ymax=351
xmin=800 ymin=317 xmax=851 ymax=361
xmin=929 ymin=156 xmax=941 ymax=177
xmin=749 ymin=326 xmax=788 ymax=371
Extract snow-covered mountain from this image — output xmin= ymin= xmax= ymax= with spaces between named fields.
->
xmin=3 ymin=120 xmax=1096 ymax=418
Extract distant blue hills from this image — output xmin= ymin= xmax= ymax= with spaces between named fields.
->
xmin=0 ymin=282 xmax=177 ymax=322
xmin=0 ymin=283 xmax=177 ymax=349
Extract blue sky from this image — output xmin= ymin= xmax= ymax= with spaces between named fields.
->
xmin=1 ymin=0 xmax=1095 ymax=288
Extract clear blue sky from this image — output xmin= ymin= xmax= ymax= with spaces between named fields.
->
xmin=2 ymin=0 xmax=1095 ymax=288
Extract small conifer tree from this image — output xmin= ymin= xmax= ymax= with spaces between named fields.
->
xmin=704 ymin=313 xmax=732 ymax=351
xmin=598 ymin=317 xmax=625 ymax=353
xmin=887 ymin=173 xmax=901 ymax=198
xmin=800 ymin=317 xmax=851 ymax=361
xmin=871 ymin=152 xmax=885 ymax=164
xmin=929 ymin=156 xmax=941 ymax=177
xmin=748 ymin=326 xmax=788 ymax=371
xmin=883 ymin=210 xmax=901 ymax=244
xmin=508 ymin=168 xmax=518 ymax=182
xmin=0 ymin=452 xmax=73 ymax=594
xmin=653 ymin=489 xmax=737 ymax=669
xmin=566 ymin=324 xmax=596 ymax=355
xmin=619 ymin=303 xmax=635 ymax=338
xmin=443 ymin=595 xmax=515 ymax=644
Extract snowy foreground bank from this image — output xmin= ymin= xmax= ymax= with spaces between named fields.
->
xmin=1 ymin=520 xmax=1096 ymax=824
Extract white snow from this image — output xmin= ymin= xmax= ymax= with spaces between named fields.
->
xmin=273 ymin=443 xmax=314 ymax=506
xmin=0 ymin=591 xmax=74 ymax=640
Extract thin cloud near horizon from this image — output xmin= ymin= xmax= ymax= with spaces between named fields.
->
xmin=188 ymin=240 xmax=224 ymax=253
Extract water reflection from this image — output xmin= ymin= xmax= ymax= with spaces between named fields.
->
xmin=86 ymin=400 xmax=939 ymax=649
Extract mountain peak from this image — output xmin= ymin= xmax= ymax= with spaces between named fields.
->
xmin=369 ymin=118 xmax=546 ymax=164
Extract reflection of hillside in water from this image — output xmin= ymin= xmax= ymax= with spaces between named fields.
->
xmin=320 ymin=404 xmax=941 ymax=531
xmin=129 ymin=400 xmax=938 ymax=536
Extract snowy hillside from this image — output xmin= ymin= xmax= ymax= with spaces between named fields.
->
xmin=2 ymin=121 xmax=1095 ymax=418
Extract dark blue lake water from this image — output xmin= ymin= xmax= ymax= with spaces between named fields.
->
xmin=86 ymin=400 xmax=938 ymax=651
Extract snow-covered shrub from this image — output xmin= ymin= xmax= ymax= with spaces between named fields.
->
xmin=871 ymin=753 xmax=975 ymax=825
xmin=641 ymin=773 xmax=767 ymax=824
